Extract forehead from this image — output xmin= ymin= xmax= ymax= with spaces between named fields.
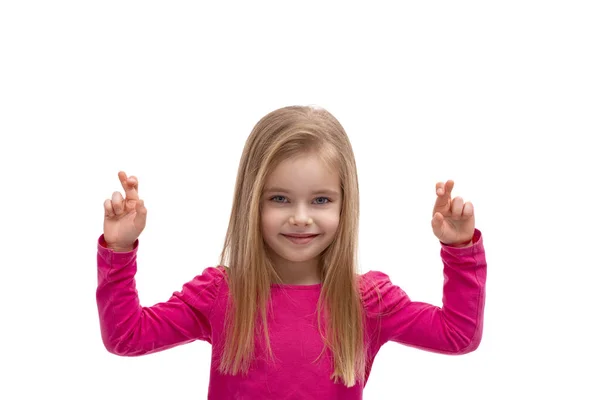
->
xmin=264 ymin=153 xmax=340 ymax=193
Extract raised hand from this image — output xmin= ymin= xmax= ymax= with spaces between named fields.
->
xmin=431 ymin=180 xmax=475 ymax=246
xmin=103 ymin=171 xmax=147 ymax=251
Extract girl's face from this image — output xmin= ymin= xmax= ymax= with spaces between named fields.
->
xmin=261 ymin=152 xmax=341 ymax=275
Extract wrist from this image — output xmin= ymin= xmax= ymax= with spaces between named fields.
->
xmin=102 ymin=237 xmax=135 ymax=252
xmin=442 ymin=235 xmax=474 ymax=248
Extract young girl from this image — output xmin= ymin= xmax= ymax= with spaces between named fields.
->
xmin=97 ymin=105 xmax=486 ymax=399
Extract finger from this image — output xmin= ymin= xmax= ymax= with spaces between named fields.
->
xmin=431 ymin=211 xmax=445 ymax=238
xmin=444 ymin=180 xmax=455 ymax=196
xmin=104 ymin=199 xmax=115 ymax=218
xmin=136 ymin=199 xmax=147 ymax=214
xmin=451 ymin=196 xmax=464 ymax=219
xmin=134 ymin=199 xmax=147 ymax=226
xmin=118 ymin=171 xmax=139 ymax=201
xmin=433 ymin=180 xmax=452 ymax=214
xmin=463 ymin=201 xmax=474 ymax=218
xmin=435 ymin=181 xmax=445 ymax=196
xmin=112 ymin=191 xmax=125 ymax=215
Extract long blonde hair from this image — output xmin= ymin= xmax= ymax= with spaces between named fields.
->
xmin=218 ymin=105 xmax=365 ymax=387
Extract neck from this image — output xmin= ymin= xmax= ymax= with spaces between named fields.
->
xmin=269 ymin=254 xmax=322 ymax=285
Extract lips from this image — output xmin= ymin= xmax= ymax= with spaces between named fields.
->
xmin=284 ymin=234 xmax=318 ymax=238
xmin=282 ymin=234 xmax=319 ymax=245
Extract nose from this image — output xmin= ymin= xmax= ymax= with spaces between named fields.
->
xmin=289 ymin=215 xmax=314 ymax=226
xmin=289 ymin=206 xmax=314 ymax=226
xmin=289 ymin=216 xmax=314 ymax=226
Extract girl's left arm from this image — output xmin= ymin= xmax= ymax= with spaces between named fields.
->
xmin=361 ymin=229 xmax=486 ymax=354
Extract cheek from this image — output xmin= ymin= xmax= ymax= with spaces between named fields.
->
xmin=320 ymin=210 xmax=340 ymax=232
xmin=261 ymin=208 xmax=282 ymax=233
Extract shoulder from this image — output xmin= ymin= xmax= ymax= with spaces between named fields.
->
xmin=358 ymin=270 xmax=396 ymax=295
xmin=358 ymin=270 xmax=409 ymax=316
xmin=188 ymin=266 xmax=228 ymax=293
xmin=176 ymin=266 xmax=229 ymax=311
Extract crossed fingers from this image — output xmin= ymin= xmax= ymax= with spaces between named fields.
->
xmin=433 ymin=180 xmax=473 ymax=219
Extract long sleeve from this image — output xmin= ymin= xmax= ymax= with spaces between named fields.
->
xmin=96 ymin=234 xmax=226 ymax=356
xmin=361 ymin=229 xmax=486 ymax=355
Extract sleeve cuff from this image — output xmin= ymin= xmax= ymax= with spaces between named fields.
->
xmin=440 ymin=229 xmax=483 ymax=255
xmin=97 ymin=234 xmax=139 ymax=264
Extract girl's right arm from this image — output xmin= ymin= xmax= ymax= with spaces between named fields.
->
xmin=97 ymin=171 xmax=224 ymax=356
xmin=96 ymin=239 xmax=224 ymax=355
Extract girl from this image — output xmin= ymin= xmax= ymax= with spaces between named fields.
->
xmin=97 ymin=105 xmax=486 ymax=399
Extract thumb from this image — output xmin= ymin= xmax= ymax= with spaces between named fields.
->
xmin=431 ymin=212 xmax=444 ymax=238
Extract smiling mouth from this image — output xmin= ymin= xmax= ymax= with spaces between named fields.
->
xmin=282 ymin=234 xmax=319 ymax=244
xmin=284 ymin=234 xmax=318 ymax=238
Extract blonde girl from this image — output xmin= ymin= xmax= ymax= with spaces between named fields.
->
xmin=97 ymin=105 xmax=486 ymax=399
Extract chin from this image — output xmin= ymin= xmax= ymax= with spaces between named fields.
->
xmin=283 ymin=254 xmax=319 ymax=263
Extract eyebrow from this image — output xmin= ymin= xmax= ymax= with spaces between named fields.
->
xmin=264 ymin=187 xmax=341 ymax=196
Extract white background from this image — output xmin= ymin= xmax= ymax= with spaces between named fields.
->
xmin=1 ymin=1 xmax=598 ymax=399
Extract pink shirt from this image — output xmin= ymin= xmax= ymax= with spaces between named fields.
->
xmin=96 ymin=230 xmax=486 ymax=399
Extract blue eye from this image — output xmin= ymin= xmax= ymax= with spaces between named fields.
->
xmin=314 ymin=197 xmax=330 ymax=205
xmin=270 ymin=195 xmax=287 ymax=203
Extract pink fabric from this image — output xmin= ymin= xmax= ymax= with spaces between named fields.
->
xmin=97 ymin=230 xmax=486 ymax=399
